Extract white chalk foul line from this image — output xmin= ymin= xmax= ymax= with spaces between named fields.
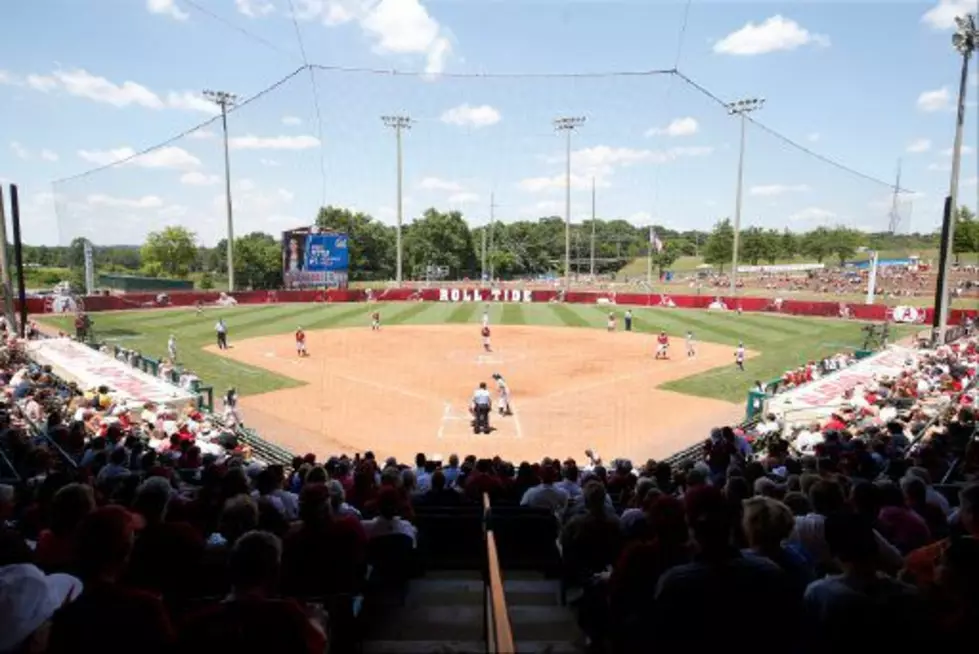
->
xmin=437 ymin=402 xmax=452 ymax=440
xmin=509 ymin=400 xmax=524 ymax=439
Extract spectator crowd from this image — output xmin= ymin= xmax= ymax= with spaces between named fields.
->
xmin=0 ymin=318 xmax=977 ymax=653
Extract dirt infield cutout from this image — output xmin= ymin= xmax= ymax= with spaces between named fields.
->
xmin=207 ymin=325 xmax=746 ymax=463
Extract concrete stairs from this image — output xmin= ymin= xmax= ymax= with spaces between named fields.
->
xmin=362 ymin=570 xmax=586 ymax=654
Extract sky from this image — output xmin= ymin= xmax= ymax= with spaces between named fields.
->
xmin=0 ymin=0 xmax=977 ymax=246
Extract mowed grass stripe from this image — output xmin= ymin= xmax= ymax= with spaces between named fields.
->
xmin=549 ymin=303 xmax=591 ymax=327
xmin=732 ymin=313 xmax=825 ymax=337
xmin=662 ymin=310 xmax=773 ymax=345
xmin=123 ymin=305 xmax=271 ymax=328
xmin=501 ymin=303 xmax=526 ymax=325
xmin=301 ymin=304 xmax=377 ymax=330
xmin=386 ymin=302 xmax=437 ymax=325
xmin=632 ymin=309 xmax=721 ymax=341
xmin=446 ymin=303 xmax=478 ymax=324
xmin=233 ymin=304 xmax=336 ymax=338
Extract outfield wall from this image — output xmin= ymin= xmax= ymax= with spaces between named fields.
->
xmin=19 ymin=288 xmax=976 ymax=325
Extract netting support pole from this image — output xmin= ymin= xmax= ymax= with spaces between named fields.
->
xmin=0 ymin=187 xmax=17 ymax=332
xmin=590 ymin=177 xmax=596 ymax=278
xmin=9 ymin=185 xmax=27 ymax=337
xmin=934 ymin=16 xmax=975 ymax=344
xmin=382 ymin=115 xmax=412 ymax=286
xmin=205 ymin=89 xmax=240 ymax=292
xmin=726 ymin=98 xmax=764 ymax=296
xmin=555 ymin=117 xmax=585 ymax=291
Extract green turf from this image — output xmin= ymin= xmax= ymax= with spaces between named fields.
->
xmin=36 ymin=303 xmax=915 ymax=404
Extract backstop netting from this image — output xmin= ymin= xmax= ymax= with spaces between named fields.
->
xmin=51 ymin=65 xmax=942 ymax=278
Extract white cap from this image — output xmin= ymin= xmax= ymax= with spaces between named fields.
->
xmin=0 ymin=564 xmax=83 ymax=652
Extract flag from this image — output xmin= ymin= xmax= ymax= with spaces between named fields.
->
xmin=649 ymin=226 xmax=664 ymax=253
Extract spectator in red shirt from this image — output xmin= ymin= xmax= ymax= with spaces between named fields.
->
xmin=177 ymin=530 xmax=327 ymax=654
xmin=48 ymin=506 xmax=175 ymax=654
xmin=35 ymin=483 xmax=94 ymax=574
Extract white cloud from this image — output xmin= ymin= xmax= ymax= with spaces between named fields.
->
xmin=440 ymin=104 xmax=501 ymax=128
xmin=418 ymin=177 xmax=462 ymax=191
xmin=447 ymin=192 xmax=480 ymax=204
xmin=789 ymin=207 xmax=836 ymax=223
xmin=749 ymin=184 xmax=811 ymax=196
xmin=645 ymin=117 xmax=699 ymax=137
xmin=236 ymin=0 xmax=275 ymax=18
xmin=26 ymin=74 xmax=58 ymax=92
xmin=228 ymin=134 xmax=321 ymax=150
xmin=77 ymin=145 xmax=201 ymax=170
xmin=180 ymin=171 xmax=220 ymax=186
xmin=10 ymin=142 xmax=30 ymax=160
xmin=282 ymin=115 xmax=303 ymax=126
xmin=917 ymin=87 xmax=951 ymax=112
xmin=928 ymin=162 xmax=952 ymax=172
xmin=11 ymin=67 xmax=216 ymax=114
xmin=922 ymin=0 xmax=975 ymax=30
xmin=906 ymin=138 xmax=932 ymax=153
xmin=188 ymin=128 xmax=217 ymax=140
xmin=260 ymin=158 xmax=281 ymax=167
xmin=807 ymin=132 xmax=820 ymax=142
xmin=522 ymin=144 xmax=712 ymax=192
xmin=964 ymin=175 xmax=978 ymax=187
xmin=297 ymin=0 xmax=453 ymax=74
xmin=166 ymin=91 xmax=219 ymax=115
xmin=40 ymin=149 xmax=59 ymax=162
xmin=714 ymin=15 xmax=829 ymax=55
xmin=147 ymin=0 xmax=189 ymax=21
xmin=87 ymin=193 xmax=165 ymax=209
xmin=625 ymin=211 xmax=653 ymax=225
xmin=50 ymin=68 xmax=164 ymax=109
xmin=941 ymin=145 xmax=976 ymax=156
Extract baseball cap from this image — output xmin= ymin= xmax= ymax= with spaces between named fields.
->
xmin=0 ymin=564 xmax=83 ymax=652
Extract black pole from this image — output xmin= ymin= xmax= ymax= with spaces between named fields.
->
xmin=931 ymin=195 xmax=953 ymax=343
xmin=10 ymin=185 xmax=27 ymax=338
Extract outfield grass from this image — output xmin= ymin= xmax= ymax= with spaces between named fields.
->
xmin=36 ymin=303 xmax=914 ymax=404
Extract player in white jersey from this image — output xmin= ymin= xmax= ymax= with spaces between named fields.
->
xmin=735 ymin=342 xmax=746 ymax=371
xmin=482 ymin=305 xmax=490 ymax=328
xmin=492 ymin=373 xmax=512 ymax=416
xmin=607 ymin=312 xmax=616 ymax=332
xmin=685 ymin=331 xmax=696 ymax=358
xmin=167 ymin=334 xmax=178 ymax=362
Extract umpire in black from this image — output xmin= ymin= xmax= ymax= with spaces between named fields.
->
xmin=471 ymin=382 xmax=492 ymax=434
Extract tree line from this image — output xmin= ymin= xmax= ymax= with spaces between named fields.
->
xmin=18 ymin=204 xmax=979 ymax=290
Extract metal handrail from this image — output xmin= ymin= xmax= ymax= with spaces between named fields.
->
xmin=483 ymin=493 xmax=516 ymax=654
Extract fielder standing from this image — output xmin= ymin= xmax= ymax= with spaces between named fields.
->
xmin=686 ymin=331 xmax=696 ymax=358
xmin=296 ymin=326 xmax=308 ymax=357
xmin=492 ymin=373 xmax=512 ymax=416
xmin=735 ymin=342 xmax=746 ymax=371
xmin=655 ymin=331 xmax=670 ymax=360
xmin=481 ymin=324 xmax=492 ymax=353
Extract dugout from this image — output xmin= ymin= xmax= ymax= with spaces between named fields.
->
xmin=98 ymin=274 xmax=194 ymax=292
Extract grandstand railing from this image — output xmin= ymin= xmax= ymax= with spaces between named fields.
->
xmin=483 ymin=493 xmax=516 ymax=654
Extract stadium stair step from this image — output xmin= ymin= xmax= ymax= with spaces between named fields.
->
xmin=362 ymin=571 xmax=585 ymax=653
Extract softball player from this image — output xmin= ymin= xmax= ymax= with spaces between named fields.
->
xmin=492 ymin=373 xmax=512 ymax=416
xmin=167 ymin=334 xmax=178 ymax=362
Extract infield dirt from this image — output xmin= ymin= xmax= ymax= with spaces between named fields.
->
xmin=207 ymin=325 xmax=746 ymax=463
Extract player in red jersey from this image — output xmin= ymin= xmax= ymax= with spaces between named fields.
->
xmin=655 ymin=331 xmax=670 ymax=360
xmin=295 ymin=326 xmax=308 ymax=357
xmin=481 ymin=325 xmax=492 ymax=352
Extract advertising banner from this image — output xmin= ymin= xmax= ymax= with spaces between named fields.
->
xmin=26 ymin=338 xmax=198 ymax=409
xmin=282 ymin=229 xmax=349 ymax=288
xmin=765 ymin=345 xmax=919 ymax=424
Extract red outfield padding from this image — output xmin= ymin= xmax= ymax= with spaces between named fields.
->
xmin=17 ymin=287 xmax=976 ymax=325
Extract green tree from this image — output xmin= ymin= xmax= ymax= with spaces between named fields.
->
xmin=233 ymin=232 xmax=282 ymax=289
xmin=740 ymin=227 xmax=767 ymax=266
xmin=316 ymin=205 xmax=396 ymax=280
xmin=828 ymin=227 xmax=862 ymax=265
xmin=800 ymin=227 xmax=832 ymax=263
xmin=651 ymin=240 xmax=681 ymax=276
xmin=762 ymin=229 xmax=782 ymax=264
xmin=953 ymin=205 xmax=978 ymax=262
xmin=199 ymin=271 xmax=215 ymax=290
xmin=779 ymin=229 xmax=799 ymax=259
xmin=403 ymin=208 xmax=477 ymax=279
xmin=140 ymin=226 xmax=197 ymax=277
xmin=703 ymin=219 xmax=734 ymax=272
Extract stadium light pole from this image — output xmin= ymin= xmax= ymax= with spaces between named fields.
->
xmin=725 ymin=97 xmax=764 ymax=296
xmin=934 ymin=13 xmax=977 ymax=344
xmin=590 ymin=177 xmax=597 ymax=277
xmin=204 ymin=89 xmax=238 ymax=292
xmin=382 ymin=115 xmax=412 ymax=286
xmin=555 ymin=117 xmax=585 ymax=290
